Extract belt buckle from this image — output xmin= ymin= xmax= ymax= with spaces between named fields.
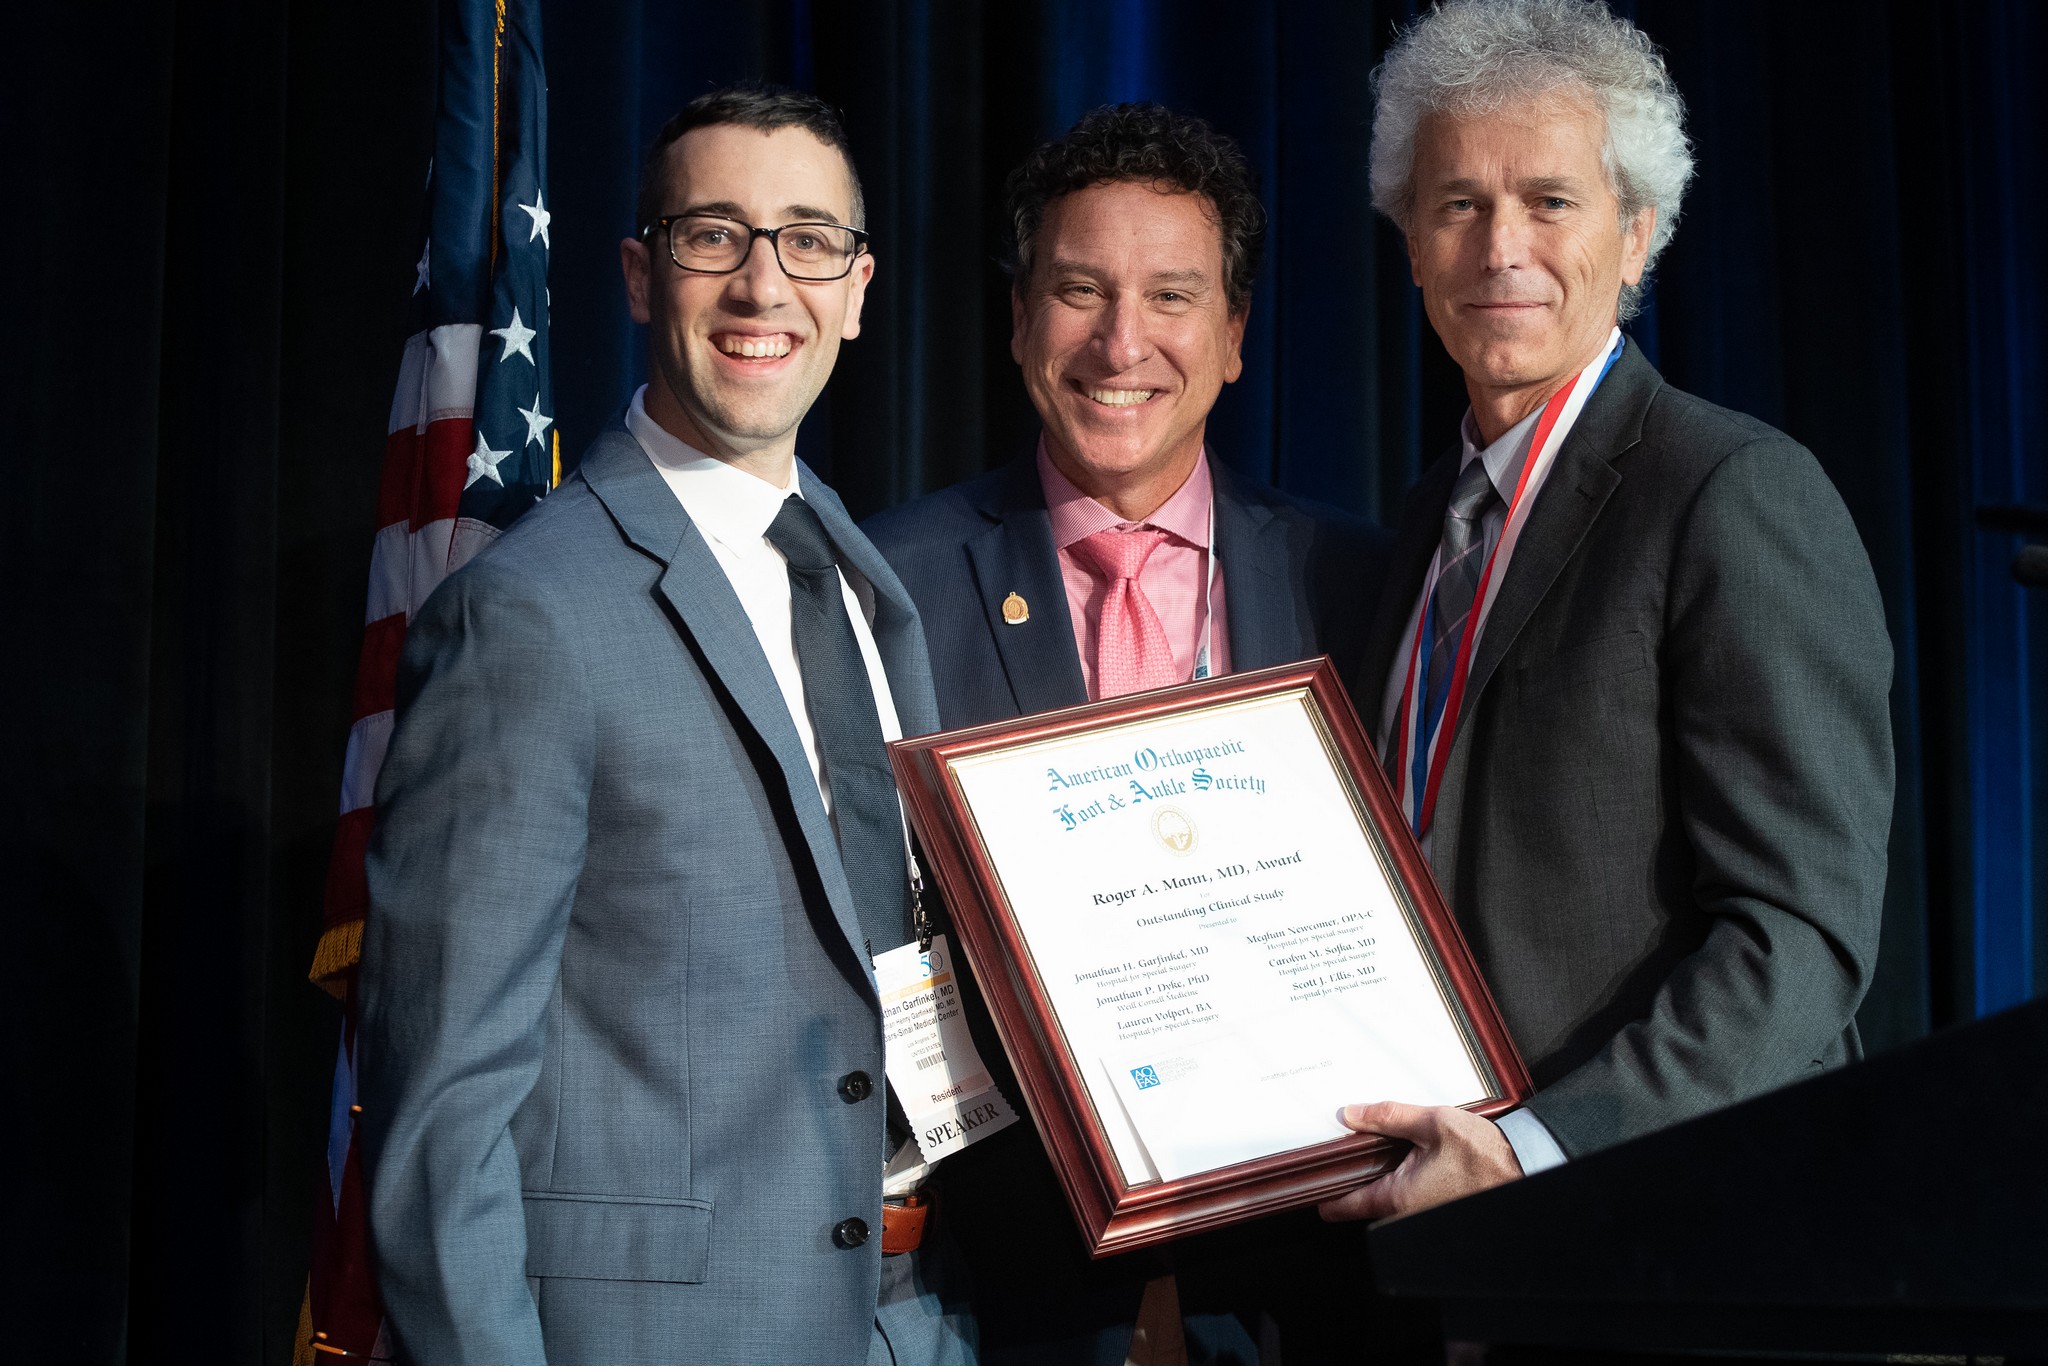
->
xmin=880 ymin=1191 xmax=929 ymax=1255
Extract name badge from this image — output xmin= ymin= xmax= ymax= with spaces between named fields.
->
xmin=874 ymin=934 xmax=1018 ymax=1161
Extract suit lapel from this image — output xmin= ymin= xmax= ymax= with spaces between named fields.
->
xmin=1429 ymin=344 xmax=1657 ymax=892
xmin=800 ymin=465 xmax=942 ymax=739
xmin=580 ymin=430 xmax=874 ymax=974
xmin=1459 ymin=345 xmax=1657 ymax=708
xmin=1211 ymin=459 xmax=1292 ymax=670
xmin=961 ymin=457 xmax=1089 ymax=714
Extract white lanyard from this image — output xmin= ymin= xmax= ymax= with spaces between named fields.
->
xmin=1194 ymin=501 xmax=1218 ymax=681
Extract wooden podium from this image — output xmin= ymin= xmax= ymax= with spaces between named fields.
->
xmin=1369 ymin=997 xmax=2048 ymax=1359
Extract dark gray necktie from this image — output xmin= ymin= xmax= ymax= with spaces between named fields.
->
xmin=1423 ymin=459 xmax=1502 ymax=725
xmin=1387 ymin=457 xmax=1503 ymax=788
xmin=763 ymin=495 xmax=912 ymax=960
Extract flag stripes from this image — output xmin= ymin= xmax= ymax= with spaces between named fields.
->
xmin=300 ymin=0 xmax=553 ymax=1358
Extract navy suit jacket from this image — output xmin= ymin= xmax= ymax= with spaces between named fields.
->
xmin=863 ymin=452 xmax=1387 ymax=730
xmin=863 ymin=450 xmax=1388 ymax=1363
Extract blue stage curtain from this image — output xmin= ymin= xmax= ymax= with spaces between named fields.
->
xmin=1942 ymin=1 xmax=2048 ymax=1020
xmin=539 ymin=0 xmax=2046 ymax=1047
xmin=4 ymin=3 xmax=2040 ymax=1360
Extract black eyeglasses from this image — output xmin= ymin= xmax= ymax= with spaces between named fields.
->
xmin=641 ymin=214 xmax=870 ymax=282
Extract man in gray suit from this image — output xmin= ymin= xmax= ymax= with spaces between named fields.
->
xmin=358 ymin=87 xmax=977 ymax=1364
xmin=1322 ymin=0 xmax=1892 ymax=1223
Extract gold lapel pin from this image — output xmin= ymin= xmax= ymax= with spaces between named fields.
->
xmin=1001 ymin=592 xmax=1030 ymax=625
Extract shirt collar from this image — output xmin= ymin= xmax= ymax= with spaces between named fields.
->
xmin=1456 ymin=400 xmax=1546 ymax=505
xmin=1037 ymin=435 xmax=1215 ymax=550
xmin=627 ymin=385 xmax=801 ymax=553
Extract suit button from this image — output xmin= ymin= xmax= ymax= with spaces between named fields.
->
xmin=833 ymin=1217 xmax=870 ymax=1249
xmin=838 ymin=1070 xmax=873 ymax=1102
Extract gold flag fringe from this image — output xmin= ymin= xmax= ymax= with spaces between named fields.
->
xmin=292 ymin=1282 xmax=318 ymax=1366
xmin=307 ymin=917 xmax=365 ymax=999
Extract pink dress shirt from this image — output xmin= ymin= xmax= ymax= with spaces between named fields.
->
xmin=1038 ymin=440 xmax=1230 ymax=701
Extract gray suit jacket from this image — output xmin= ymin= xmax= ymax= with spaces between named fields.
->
xmin=358 ymin=426 xmax=942 ymax=1365
xmin=1357 ymin=343 xmax=1893 ymax=1158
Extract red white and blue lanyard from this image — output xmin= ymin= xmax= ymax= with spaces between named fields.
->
xmin=1390 ymin=330 xmax=1625 ymax=838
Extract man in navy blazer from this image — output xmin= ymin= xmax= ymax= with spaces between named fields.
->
xmin=866 ymin=104 xmax=1385 ymax=1366
xmin=359 ymin=87 xmax=976 ymax=1365
xmin=865 ymin=103 xmax=1382 ymax=733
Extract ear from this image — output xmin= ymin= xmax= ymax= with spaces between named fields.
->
xmin=1619 ymin=207 xmax=1654 ymax=287
xmin=1009 ymin=286 xmax=1030 ymax=366
xmin=621 ymin=235 xmax=652 ymax=325
xmin=1222 ymin=296 xmax=1249 ymax=385
xmin=839 ymin=250 xmax=876 ymax=341
xmin=1407 ymin=228 xmax=1423 ymax=288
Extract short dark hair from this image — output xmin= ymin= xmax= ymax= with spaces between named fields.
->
xmin=635 ymin=83 xmax=866 ymax=233
xmin=1004 ymin=103 xmax=1265 ymax=316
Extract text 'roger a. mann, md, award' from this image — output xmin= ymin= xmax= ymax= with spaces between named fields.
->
xmin=890 ymin=658 xmax=1531 ymax=1256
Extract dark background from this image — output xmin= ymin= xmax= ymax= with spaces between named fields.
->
xmin=3 ymin=1 xmax=2041 ymax=1360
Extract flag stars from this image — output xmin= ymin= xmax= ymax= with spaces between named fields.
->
xmin=491 ymin=307 xmax=537 ymax=365
xmin=518 ymin=190 xmax=551 ymax=250
xmin=466 ymin=432 xmax=512 ymax=489
xmin=517 ymin=396 xmax=553 ymax=449
xmin=413 ymin=241 xmax=431 ymax=296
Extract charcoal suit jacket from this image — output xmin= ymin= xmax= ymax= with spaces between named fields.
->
xmin=358 ymin=426 xmax=948 ymax=1365
xmin=1357 ymin=342 xmax=1893 ymax=1158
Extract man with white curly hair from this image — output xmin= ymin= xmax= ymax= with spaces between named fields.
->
xmin=1324 ymin=0 xmax=1893 ymax=1222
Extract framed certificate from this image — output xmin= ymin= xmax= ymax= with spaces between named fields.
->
xmin=889 ymin=657 xmax=1531 ymax=1257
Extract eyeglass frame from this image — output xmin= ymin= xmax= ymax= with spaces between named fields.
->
xmin=639 ymin=214 xmax=872 ymax=283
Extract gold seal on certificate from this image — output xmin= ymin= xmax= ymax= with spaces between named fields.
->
xmin=1149 ymin=806 xmax=1196 ymax=854
xmin=889 ymin=658 xmax=1531 ymax=1257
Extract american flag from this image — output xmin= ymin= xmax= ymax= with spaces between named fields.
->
xmin=298 ymin=0 xmax=553 ymax=1358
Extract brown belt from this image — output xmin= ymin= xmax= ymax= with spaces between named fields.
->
xmin=881 ymin=1192 xmax=928 ymax=1255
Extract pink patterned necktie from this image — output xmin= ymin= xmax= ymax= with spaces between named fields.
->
xmin=1073 ymin=526 xmax=1180 ymax=698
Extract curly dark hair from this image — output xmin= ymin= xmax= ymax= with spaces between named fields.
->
xmin=1004 ymin=103 xmax=1265 ymax=316
xmin=636 ymin=84 xmax=865 ymax=233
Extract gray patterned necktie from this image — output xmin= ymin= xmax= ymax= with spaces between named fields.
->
xmin=1422 ymin=459 xmax=1503 ymax=731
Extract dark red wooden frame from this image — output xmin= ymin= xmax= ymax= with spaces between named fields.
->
xmin=889 ymin=657 xmax=1531 ymax=1258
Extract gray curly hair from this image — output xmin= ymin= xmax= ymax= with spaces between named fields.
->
xmin=1369 ymin=0 xmax=1694 ymax=320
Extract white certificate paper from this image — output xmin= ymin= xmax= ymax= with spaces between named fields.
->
xmin=946 ymin=690 xmax=1488 ymax=1184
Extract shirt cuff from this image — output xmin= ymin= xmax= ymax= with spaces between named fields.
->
xmin=1494 ymin=1107 xmax=1568 ymax=1176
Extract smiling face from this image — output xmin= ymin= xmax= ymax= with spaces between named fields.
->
xmin=1406 ymin=93 xmax=1652 ymax=440
xmin=1011 ymin=180 xmax=1246 ymax=518
xmin=621 ymin=123 xmax=872 ymax=472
